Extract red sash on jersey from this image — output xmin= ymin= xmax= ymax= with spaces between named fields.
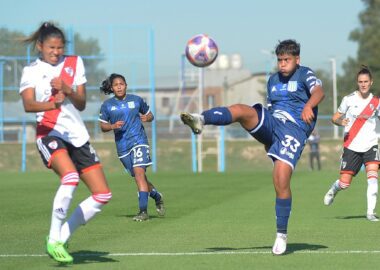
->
xmin=36 ymin=56 xmax=78 ymax=138
xmin=343 ymin=96 xmax=379 ymax=148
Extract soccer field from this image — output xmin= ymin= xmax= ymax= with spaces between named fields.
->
xmin=0 ymin=170 xmax=379 ymax=270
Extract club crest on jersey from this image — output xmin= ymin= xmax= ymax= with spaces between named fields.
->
xmin=64 ymin=67 xmax=74 ymax=77
xmin=48 ymin=140 xmax=58 ymax=150
xmin=287 ymin=81 xmax=297 ymax=92
xmin=128 ymin=101 xmax=135 ymax=109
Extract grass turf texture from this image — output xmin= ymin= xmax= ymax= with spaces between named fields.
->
xmin=0 ymin=170 xmax=378 ymax=269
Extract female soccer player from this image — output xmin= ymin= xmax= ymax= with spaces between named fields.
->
xmin=19 ymin=22 xmax=112 ymax=263
xmin=324 ymin=66 xmax=380 ymax=222
xmin=181 ymin=39 xmax=325 ymax=255
xmin=99 ymin=73 xmax=165 ymax=221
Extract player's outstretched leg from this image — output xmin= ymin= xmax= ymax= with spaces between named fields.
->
xmin=324 ymin=180 xmax=346 ymax=206
xmin=180 ymin=112 xmax=204 ymax=134
xmin=46 ymin=236 xmax=73 ymax=264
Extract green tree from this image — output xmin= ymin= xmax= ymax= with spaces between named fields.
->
xmin=339 ymin=0 xmax=380 ymax=96
xmin=315 ymin=69 xmax=334 ymax=115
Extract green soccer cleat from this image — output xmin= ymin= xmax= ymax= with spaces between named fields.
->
xmin=133 ymin=211 xmax=149 ymax=222
xmin=180 ymin=112 xmax=204 ymax=135
xmin=46 ymin=236 xmax=73 ymax=264
xmin=155 ymin=193 xmax=166 ymax=217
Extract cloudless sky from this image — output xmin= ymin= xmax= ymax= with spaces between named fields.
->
xmin=1 ymin=0 xmax=364 ymax=82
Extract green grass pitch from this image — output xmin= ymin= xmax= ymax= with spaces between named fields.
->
xmin=0 ymin=170 xmax=379 ymax=269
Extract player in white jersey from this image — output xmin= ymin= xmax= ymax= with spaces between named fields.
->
xmin=19 ymin=22 xmax=112 ymax=264
xmin=324 ymin=66 xmax=380 ymax=222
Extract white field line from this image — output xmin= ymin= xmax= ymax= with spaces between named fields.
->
xmin=1 ymin=250 xmax=380 ymax=258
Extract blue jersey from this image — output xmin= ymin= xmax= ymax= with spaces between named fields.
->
xmin=99 ymin=94 xmax=150 ymax=157
xmin=267 ymin=65 xmax=321 ymax=135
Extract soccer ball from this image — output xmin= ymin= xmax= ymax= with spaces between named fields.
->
xmin=185 ymin=34 xmax=218 ymax=67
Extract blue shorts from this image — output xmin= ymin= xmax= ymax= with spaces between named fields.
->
xmin=249 ymin=104 xmax=308 ymax=170
xmin=119 ymin=145 xmax=152 ymax=177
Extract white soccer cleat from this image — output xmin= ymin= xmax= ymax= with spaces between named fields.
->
xmin=324 ymin=189 xmax=336 ymax=206
xmin=180 ymin=112 xmax=204 ymax=135
xmin=272 ymin=233 xmax=287 ymax=255
xmin=366 ymin=213 xmax=379 ymax=222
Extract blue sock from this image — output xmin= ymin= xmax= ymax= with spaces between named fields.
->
xmin=138 ymin=191 xmax=149 ymax=212
xmin=149 ymin=188 xmax=161 ymax=202
xmin=202 ymin=107 xmax=232 ymax=125
xmin=275 ymin=197 xmax=292 ymax=234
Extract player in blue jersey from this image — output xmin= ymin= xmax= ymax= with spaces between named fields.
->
xmin=181 ymin=39 xmax=325 ymax=255
xmin=99 ymin=73 xmax=165 ymax=221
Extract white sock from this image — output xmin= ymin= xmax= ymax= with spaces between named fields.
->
xmin=49 ymin=185 xmax=76 ymax=243
xmin=367 ymin=179 xmax=378 ymax=215
xmin=60 ymin=196 xmax=104 ymax=243
xmin=331 ymin=179 xmax=342 ymax=193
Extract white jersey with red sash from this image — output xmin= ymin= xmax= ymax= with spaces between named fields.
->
xmin=338 ymin=91 xmax=380 ymax=152
xmin=19 ymin=55 xmax=89 ymax=147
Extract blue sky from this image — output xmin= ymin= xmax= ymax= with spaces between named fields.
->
xmin=1 ymin=0 xmax=364 ymax=81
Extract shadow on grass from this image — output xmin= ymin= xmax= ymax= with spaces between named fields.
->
xmin=123 ymin=214 xmax=161 ymax=220
xmin=206 ymin=243 xmax=328 ymax=255
xmin=335 ymin=215 xmax=366 ymax=220
xmin=70 ymin=250 xmax=118 ymax=264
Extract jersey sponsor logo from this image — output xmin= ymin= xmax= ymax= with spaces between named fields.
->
xmin=64 ymin=67 xmax=74 ymax=77
xmin=128 ymin=101 xmax=135 ymax=109
xmin=48 ymin=140 xmax=58 ymax=149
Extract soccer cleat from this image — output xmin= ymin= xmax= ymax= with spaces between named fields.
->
xmin=155 ymin=193 xmax=165 ymax=217
xmin=133 ymin=211 xmax=149 ymax=222
xmin=324 ymin=189 xmax=336 ymax=206
xmin=272 ymin=233 xmax=287 ymax=255
xmin=180 ymin=112 xmax=204 ymax=135
xmin=366 ymin=213 xmax=379 ymax=222
xmin=46 ymin=236 xmax=73 ymax=264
